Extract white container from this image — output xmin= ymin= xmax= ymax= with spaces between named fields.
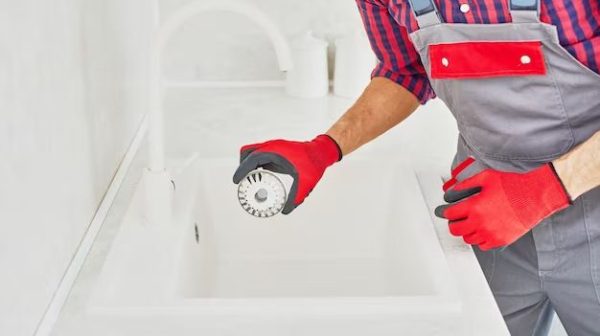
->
xmin=285 ymin=32 xmax=329 ymax=98
xmin=334 ymin=29 xmax=377 ymax=98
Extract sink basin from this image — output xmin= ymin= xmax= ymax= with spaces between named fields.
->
xmin=86 ymin=157 xmax=463 ymax=335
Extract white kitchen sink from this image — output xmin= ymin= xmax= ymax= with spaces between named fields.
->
xmin=86 ymin=157 xmax=462 ymax=335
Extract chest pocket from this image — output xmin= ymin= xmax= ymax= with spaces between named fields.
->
xmin=425 ymin=39 xmax=574 ymax=161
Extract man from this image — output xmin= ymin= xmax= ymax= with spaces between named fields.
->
xmin=233 ymin=0 xmax=600 ymax=334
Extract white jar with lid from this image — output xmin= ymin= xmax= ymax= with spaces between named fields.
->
xmin=334 ymin=29 xmax=377 ymax=98
xmin=285 ymin=32 xmax=329 ymax=98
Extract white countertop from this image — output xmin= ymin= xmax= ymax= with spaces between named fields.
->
xmin=52 ymin=87 xmax=510 ymax=335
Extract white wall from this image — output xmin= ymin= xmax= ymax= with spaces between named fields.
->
xmin=0 ymin=1 xmax=154 ymax=335
xmin=159 ymin=0 xmax=363 ymax=82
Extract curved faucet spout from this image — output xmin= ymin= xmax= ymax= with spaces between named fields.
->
xmin=157 ymin=1 xmax=293 ymax=72
xmin=144 ymin=0 xmax=292 ymax=225
xmin=148 ymin=0 xmax=292 ymax=173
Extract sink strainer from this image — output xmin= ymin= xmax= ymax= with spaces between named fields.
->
xmin=237 ymin=169 xmax=288 ymax=218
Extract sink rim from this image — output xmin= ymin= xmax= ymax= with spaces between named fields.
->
xmin=90 ymin=156 xmax=460 ymax=315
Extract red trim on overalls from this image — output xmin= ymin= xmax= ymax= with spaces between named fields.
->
xmin=430 ymin=41 xmax=547 ymax=79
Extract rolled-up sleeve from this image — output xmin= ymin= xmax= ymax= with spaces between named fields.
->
xmin=356 ymin=0 xmax=435 ymax=104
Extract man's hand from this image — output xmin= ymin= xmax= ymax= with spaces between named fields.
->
xmin=435 ymin=158 xmax=571 ymax=250
xmin=233 ymin=135 xmax=341 ymax=214
xmin=233 ymin=77 xmax=420 ymax=214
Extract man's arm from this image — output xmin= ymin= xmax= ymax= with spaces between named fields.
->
xmin=326 ymin=0 xmax=435 ymax=155
xmin=233 ymin=0 xmax=431 ymax=214
xmin=553 ymin=130 xmax=600 ymax=199
xmin=326 ymin=77 xmax=420 ymax=155
xmin=233 ymin=77 xmax=420 ymax=215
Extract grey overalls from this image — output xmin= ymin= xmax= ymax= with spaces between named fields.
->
xmin=406 ymin=0 xmax=600 ymax=334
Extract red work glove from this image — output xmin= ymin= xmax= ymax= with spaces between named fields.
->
xmin=233 ymin=134 xmax=342 ymax=214
xmin=435 ymin=158 xmax=572 ymax=250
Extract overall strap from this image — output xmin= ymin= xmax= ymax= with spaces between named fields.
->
xmin=407 ymin=0 xmax=442 ymax=28
xmin=510 ymin=0 xmax=540 ymax=23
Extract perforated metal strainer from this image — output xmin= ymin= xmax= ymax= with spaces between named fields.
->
xmin=237 ymin=169 xmax=288 ymax=218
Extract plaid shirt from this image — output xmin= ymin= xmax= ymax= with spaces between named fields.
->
xmin=357 ymin=0 xmax=600 ymax=103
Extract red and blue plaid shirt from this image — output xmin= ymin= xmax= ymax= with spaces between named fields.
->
xmin=357 ymin=0 xmax=600 ymax=103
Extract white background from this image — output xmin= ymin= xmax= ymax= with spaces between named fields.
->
xmin=0 ymin=1 xmax=153 ymax=335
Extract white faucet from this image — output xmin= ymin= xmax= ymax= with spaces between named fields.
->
xmin=143 ymin=0 xmax=293 ymax=225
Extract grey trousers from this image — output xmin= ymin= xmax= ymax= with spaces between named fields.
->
xmin=474 ymin=186 xmax=600 ymax=336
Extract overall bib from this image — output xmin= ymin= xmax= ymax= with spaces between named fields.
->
xmin=406 ymin=0 xmax=600 ymax=334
